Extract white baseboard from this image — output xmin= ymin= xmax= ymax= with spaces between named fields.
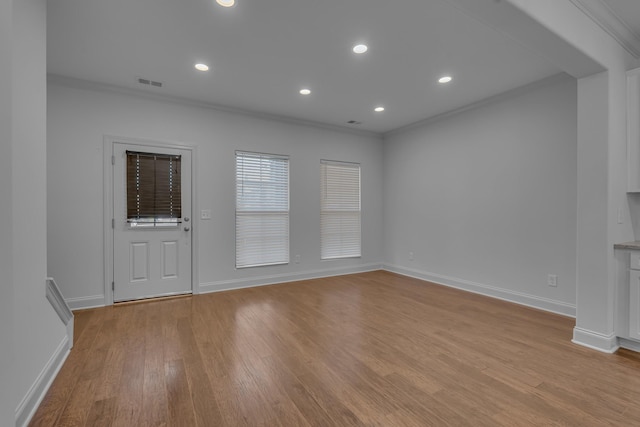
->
xmin=45 ymin=278 xmax=74 ymax=325
xmin=65 ymin=294 xmax=105 ymax=311
xmin=382 ymin=263 xmax=576 ymax=318
xmin=199 ymin=263 xmax=382 ymax=294
xmin=618 ymin=337 xmax=640 ymax=353
xmin=46 ymin=278 xmax=74 ymax=350
xmin=572 ymin=327 xmax=619 ymax=353
xmin=15 ymin=336 xmax=71 ymax=427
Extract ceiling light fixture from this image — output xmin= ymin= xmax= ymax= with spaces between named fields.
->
xmin=216 ymin=0 xmax=235 ymax=7
xmin=439 ymin=76 xmax=453 ymax=83
xmin=195 ymin=63 xmax=209 ymax=71
xmin=374 ymin=106 xmax=385 ymax=112
xmin=353 ymin=44 xmax=368 ymax=54
xmin=299 ymin=88 xmax=311 ymax=95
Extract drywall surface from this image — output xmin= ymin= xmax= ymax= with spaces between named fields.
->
xmin=47 ymin=81 xmax=384 ymax=305
xmin=383 ymin=75 xmax=577 ymax=310
xmin=12 ymin=0 xmax=68 ymax=423
xmin=502 ymin=0 xmax=635 ymax=353
xmin=0 ymin=0 xmax=14 ymax=424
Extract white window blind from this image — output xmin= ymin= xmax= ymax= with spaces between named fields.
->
xmin=236 ymin=151 xmax=290 ymax=268
xmin=321 ymin=160 xmax=361 ymax=259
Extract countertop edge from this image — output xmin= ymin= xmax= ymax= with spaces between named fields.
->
xmin=615 ymin=241 xmax=640 ymax=250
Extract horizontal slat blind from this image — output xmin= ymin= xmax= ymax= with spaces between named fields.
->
xmin=126 ymin=151 xmax=181 ymax=223
xmin=321 ymin=160 xmax=361 ymax=259
xmin=236 ymin=151 xmax=289 ymax=268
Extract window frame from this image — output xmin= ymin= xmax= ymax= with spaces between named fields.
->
xmin=125 ymin=150 xmax=182 ymax=228
xmin=235 ymin=150 xmax=290 ymax=269
xmin=320 ymin=159 xmax=362 ymax=260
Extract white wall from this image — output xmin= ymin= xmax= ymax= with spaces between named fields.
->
xmin=11 ymin=0 xmax=68 ymax=425
xmin=496 ymin=0 xmax=635 ymax=352
xmin=383 ymin=75 xmax=578 ymax=314
xmin=0 ymin=0 xmax=15 ymax=424
xmin=47 ymin=80 xmax=384 ymax=306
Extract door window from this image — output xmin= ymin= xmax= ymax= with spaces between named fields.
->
xmin=126 ymin=151 xmax=182 ymax=227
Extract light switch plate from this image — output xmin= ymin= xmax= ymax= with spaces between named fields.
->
xmin=201 ymin=209 xmax=212 ymax=220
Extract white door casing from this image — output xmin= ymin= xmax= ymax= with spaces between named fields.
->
xmin=111 ymin=141 xmax=193 ymax=302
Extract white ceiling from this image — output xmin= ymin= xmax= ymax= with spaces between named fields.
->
xmin=47 ymin=0 xmax=569 ymax=134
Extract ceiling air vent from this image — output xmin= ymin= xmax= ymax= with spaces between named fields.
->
xmin=136 ymin=77 xmax=163 ymax=88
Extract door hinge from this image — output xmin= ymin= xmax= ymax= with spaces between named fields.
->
xmin=111 ymin=155 xmax=115 ymax=165
xmin=112 ymin=218 xmax=115 ymax=229
xmin=112 ymin=281 xmax=115 ymax=292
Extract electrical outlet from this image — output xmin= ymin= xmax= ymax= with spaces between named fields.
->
xmin=547 ymin=274 xmax=558 ymax=287
xmin=201 ymin=209 xmax=212 ymax=220
xmin=409 ymin=251 xmax=414 ymax=261
xmin=295 ymin=254 xmax=301 ymax=264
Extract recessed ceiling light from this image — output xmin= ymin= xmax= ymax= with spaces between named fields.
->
xmin=374 ymin=106 xmax=385 ymax=112
xmin=439 ymin=76 xmax=453 ymax=83
xmin=195 ymin=63 xmax=209 ymax=71
xmin=299 ymin=88 xmax=311 ymax=95
xmin=216 ymin=0 xmax=235 ymax=7
xmin=353 ymin=44 xmax=368 ymax=54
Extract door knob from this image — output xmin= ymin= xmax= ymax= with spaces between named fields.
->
xmin=184 ymin=226 xmax=190 ymax=232
xmin=184 ymin=217 xmax=190 ymax=222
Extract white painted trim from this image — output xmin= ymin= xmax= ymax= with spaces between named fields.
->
xmin=382 ymin=263 xmax=576 ymax=318
xmin=45 ymin=277 xmax=73 ymax=326
xmin=199 ymin=263 xmax=382 ymax=294
xmin=103 ymin=135 xmax=198 ymax=305
xmin=383 ymin=73 xmax=572 ymax=139
xmin=15 ymin=336 xmax=70 ymax=427
xmin=618 ymin=337 xmax=640 ymax=353
xmin=191 ymin=145 xmax=200 ymax=295
xmin=572 ymin=326 xmax=620 ymax=353
xmin=66 ymin=294 xmax=106 ymax=311
xmin=569 ymin=0 xmax=640 ymax=59
xmin=628 ymin=68 xmax=640 ymax=192
xmin=48 ymin=74 xmax=380 ymax=139
xmin=103 ymin=138 xmax=114 ymax=305
xmin=46 ymin=277 xmax=74 ymax=350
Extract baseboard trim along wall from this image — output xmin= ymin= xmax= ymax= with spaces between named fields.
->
xmin=572 ymin=327 xmax=620 ymax=353
xmin=46 ymin=277 xmax=74 ymax=350
xmin=618 ymin=337 xmax=640 ymax=353
xmin=382 ymin=263 xmax=577 ymax=318
xmin=65 ymin=294 xmax=105 ymax=311
xmin=64 ymin=265 xmax=384 ymax=310
xmin=15 ymin=336 xmax=70 ymax=427
xmin=199 ymin=263 xmax=383 ymax=294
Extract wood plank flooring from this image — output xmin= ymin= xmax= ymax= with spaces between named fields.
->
xmin=30 ymin=271 xmax=640 ymax=426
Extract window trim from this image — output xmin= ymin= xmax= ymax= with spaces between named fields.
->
xmin=125 ymin=150 xmax=182 ymax=228
xmin=320 ymin=159 xmax=362 ymax=260
xmin=235 ymin=150 xmax=290 ymax=269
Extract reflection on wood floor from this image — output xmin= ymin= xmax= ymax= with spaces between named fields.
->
xmin=30 ymin=270 xmax=640 ymax=426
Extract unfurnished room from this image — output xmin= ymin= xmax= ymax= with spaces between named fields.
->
xmin=4 ymin=0 xmax=640 ymax=426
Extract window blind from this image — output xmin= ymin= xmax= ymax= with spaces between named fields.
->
xmin=126 ymin=151 xmax=181 ymax=224
xmin=321 ymin=160 xmax=361 ymax=259
xmin=236 ymin=151 xmax=290 ymax=268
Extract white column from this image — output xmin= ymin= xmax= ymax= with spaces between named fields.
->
xmin=445 ymin=0 xmax=635 ymax=352
xmin=572 ymin=71 xmax=618 ymax=351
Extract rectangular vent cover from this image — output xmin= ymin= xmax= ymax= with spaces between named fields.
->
xmin=137 ymin=77 xmax=163 ymax=88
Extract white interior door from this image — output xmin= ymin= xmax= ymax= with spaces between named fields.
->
xmin=112 ymin=142 xmax=192 ymax=302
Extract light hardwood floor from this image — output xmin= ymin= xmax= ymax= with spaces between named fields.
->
xmin=30 ymin=271 xmax=640 ymax=426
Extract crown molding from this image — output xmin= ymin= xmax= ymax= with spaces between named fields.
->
xmin=569 ymin=0 xmax=640 ymax=59
xmin=383 ymin=73 xmax=571 ymax=139
xmin=47 ymin=74 xmax=381 ymax=140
